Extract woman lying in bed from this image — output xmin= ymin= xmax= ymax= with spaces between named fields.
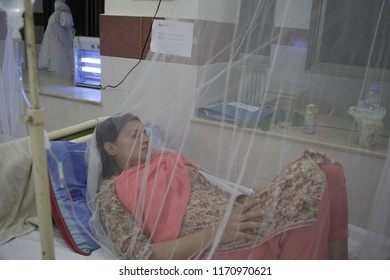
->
xmin=87 ymin=113 xmax=348 ymax=260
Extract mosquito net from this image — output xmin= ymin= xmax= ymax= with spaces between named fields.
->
xmin=2 ymin=0 xmax=389 ymax=260
xmin=81 ymin=0 xmax=390 ymax=260
xmin=0 ymin=14 xmax=28 ymax=143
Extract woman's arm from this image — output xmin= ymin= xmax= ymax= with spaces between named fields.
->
xmin=150 ymin=198 xmax=264 ymax=259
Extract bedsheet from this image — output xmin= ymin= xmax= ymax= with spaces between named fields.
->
xmin=0 ymin=137 xmax=38 ymax=246
xmin=1 ymin=224 xmax=387 ymax=259
xmin=0 ymin=228 xmax=108 ymax=260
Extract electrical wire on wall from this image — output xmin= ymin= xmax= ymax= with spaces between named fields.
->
xmin=100 ymin=0 xmax=162 ymax=90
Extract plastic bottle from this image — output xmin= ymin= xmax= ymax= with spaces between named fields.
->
xmin=362 ymin=83 xmax=382 ymax=111
xmin=303 ymin=104 xmax=318 ymax=135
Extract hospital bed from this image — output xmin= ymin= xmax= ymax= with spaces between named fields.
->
xmin=0 ymin=117 xmax=110 ymax=260
xmin=0 ymin=117 xmax=388 ymax=260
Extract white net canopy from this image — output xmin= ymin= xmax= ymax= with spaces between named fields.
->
xmin=82 ymin=0 xmax=390 ymax=260
xmin=2 ymin=0 xmax=389 ymax=260
xmin=0 ymin=9 xmax=27 ymax=143
xmin=85 ymin=0 xmax=390 ymax=260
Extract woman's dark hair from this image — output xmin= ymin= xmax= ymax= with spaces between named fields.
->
xmin=95 ymin=113 xmax=140 ymax=178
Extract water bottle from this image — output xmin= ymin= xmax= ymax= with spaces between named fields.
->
xmin=362 ymin=83 xmax=382 ymax=111
xmin=303 ymin=104 xmax=318 ymax=135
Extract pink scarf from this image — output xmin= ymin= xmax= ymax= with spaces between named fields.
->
xmin=115 ymin=151 xmax=196 ymax=243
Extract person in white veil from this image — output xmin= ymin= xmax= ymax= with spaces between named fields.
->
xmin=38 ymin=0 xmax=74 ymax=77
xmin=86 ymin=112 xmax=349 ymax=260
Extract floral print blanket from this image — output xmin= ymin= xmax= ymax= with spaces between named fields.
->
xmin=182 ymin=149 xmax=336 ymax=255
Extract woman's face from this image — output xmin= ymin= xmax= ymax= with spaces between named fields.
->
xmin=105 ymin=120 xmax=150 ymax=170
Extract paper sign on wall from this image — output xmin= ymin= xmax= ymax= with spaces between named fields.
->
xmin=150 ymin=20 xmax=194 ymax=58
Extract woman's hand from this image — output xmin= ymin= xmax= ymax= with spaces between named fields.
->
xmin=150 ymin=198 xmax=263 ymax=259
xmin=218 ymin=198 xmax=264 ymax=244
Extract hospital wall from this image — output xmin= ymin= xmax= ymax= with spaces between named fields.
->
xmin=35 ymin=0 xmax=386 ymax=229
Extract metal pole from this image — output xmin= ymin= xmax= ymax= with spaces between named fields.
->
xmin=23 ymin=0 xmax=55 ymax=260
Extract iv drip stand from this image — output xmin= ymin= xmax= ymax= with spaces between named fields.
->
xmin=23 ymin=0 xmax=55 ymax=260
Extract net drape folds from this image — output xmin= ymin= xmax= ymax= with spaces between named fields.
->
xmin=0 ymin=24 xmax=27 ymax=143
xmin=84 ymin=0 xmax=389 ymax=260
